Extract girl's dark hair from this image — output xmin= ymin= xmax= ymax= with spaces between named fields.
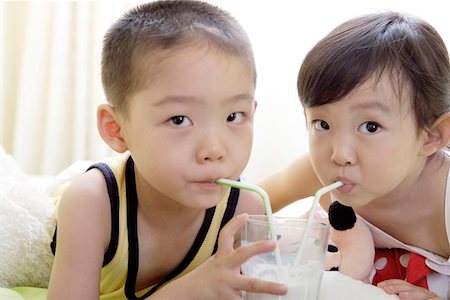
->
xmin=102 ymin=0 xmax=255 ymax=113
xmin=298 ymin=11 xmax=450 ymax=132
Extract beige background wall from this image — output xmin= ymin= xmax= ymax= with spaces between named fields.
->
xmin=1 ymin=0 xmax=449 ymax=182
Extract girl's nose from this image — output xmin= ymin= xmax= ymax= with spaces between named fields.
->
xmin=196 ymin=131 xmax=225 ymax=163
xmin=331 ymin=136 xmax=356 ymax=166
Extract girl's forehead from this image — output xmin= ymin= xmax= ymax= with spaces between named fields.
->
xmin=351 ymin=71 xmax=412 ymax=107
xmin=306 ymin=72 xmax=414 ymax=119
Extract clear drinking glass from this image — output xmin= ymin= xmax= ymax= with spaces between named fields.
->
xmin=241 ymin=215 xmax=330 ymax=300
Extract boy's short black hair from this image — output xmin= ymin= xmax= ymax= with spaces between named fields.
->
xmin=102 ymin=0 xmax=255 ymax=113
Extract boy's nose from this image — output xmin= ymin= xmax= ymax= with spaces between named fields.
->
xmin=196 ymin=132 xmax=225 ymax=163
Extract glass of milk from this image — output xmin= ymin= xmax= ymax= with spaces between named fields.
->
xmin=241 ymin=215 xmax=329 ymax=300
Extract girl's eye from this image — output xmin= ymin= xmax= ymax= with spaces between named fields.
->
xmin=169 ymin=115 xmax=192 ymax=127
xmin=227 ymin=112 xmax=244 ymax=124
xmin=312 ymin=120 xmax=330 ymax=131
xmin=359 ymin=121 xmax=381 ymax=134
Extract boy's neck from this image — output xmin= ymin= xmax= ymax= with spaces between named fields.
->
xmin=133 ymin=170 xmax=206 ymax=231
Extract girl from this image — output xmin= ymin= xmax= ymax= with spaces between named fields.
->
xmin=261 ymin=11 xmax=450 ymax=300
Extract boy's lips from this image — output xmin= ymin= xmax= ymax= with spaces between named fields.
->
xmin=192 ymin=180 xmax=221 ymax=190
xmin=192 ymin=176 xmax=225 ymax=188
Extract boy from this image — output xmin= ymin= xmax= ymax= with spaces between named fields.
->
xmin=48 ymin=1 xmax=287 ymax=299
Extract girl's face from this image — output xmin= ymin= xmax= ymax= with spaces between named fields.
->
xmin=119 ymin=46 xmax=256 ymax=209
xmin=305 ymin=73 xmax=428 ymax=207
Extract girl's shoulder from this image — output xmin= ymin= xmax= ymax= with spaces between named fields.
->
xmin=234 ymin=188 xmax=265 ymax=216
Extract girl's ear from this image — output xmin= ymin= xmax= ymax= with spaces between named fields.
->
xmin=421 ymin=112 xmax=450 ymax=156
xmin=97 ymin=104 xmax=128 ymax=153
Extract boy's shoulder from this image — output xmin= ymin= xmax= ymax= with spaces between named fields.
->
xmin=58 ymin=168 xmax=111 ymax=211
xmin=54 ymin=153 xmax=127 ymax=218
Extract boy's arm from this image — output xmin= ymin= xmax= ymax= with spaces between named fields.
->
xmin=259 ymin=153 xmax=331 ymax=212
xmin=146 ymin=214 xmax=287 ymax=300
xmin=145 ymin=190 xmax=286 ymax=299
xmin=47 ymin=170 xmax=111 ymax=300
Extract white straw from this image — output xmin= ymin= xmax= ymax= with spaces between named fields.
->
xmin=215 ymin=178 xmax=282 ymax=268
xmin=293 ymin=181 xmax=343 ymax=267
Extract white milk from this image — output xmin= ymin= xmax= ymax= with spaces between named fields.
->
xmin=243 ymin=260 xmax=323 ymax=300
xmin=241 ymin=216 xmax=329 ymax=300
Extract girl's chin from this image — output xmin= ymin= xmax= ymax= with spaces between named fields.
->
xmin=331 ymin=196 xmax=372 ymax=208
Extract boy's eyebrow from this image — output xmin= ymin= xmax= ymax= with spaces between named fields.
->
xmin=231 ymin=93 xmax=256 ymax=102
xmin=153 ymin=96 xmax=194 ymax=106
xmin=153 ymin=93 xmax=255 ymax=106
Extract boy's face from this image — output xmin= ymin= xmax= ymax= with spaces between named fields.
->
xmin=305 ymin=73 xmax=427 ymax=207
xmin=118 ymin=46 xmax=256 ymax=209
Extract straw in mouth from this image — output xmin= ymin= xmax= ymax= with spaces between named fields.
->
xmin=293 ymin=181 xmax=343 ymax=267
xmin=215 ymin=178 xmax=343 ymax=271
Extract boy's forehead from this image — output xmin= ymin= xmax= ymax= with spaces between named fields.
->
xmin=132 ymin=44 xmax=254 ymax=88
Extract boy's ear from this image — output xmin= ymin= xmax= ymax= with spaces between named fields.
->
xmin=97 ymin=104 xmax=128 ymax=153
xmin=421 ymin=112 xmax=450 ymax=156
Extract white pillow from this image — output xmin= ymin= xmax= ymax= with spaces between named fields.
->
xmin=0 ymin=146 xmax=56 ymax=288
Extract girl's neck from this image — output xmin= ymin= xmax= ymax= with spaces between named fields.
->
xmin=356 ymin=152 xmax=449 ymax=217
xmin=355 ymin=152 xmax=450 ymax=256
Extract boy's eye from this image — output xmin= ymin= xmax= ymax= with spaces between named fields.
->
xmin=169 ymin=115 xmax=192 ymax=127
xmin=312 ymin=120 xmax=330 ymax=131
xmin=227 ymin=112 xmax=244 ymax=124
xmin=359 ymin=121 xmax=381 ymax=134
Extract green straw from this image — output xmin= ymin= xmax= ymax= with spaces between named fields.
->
xmin=293 ymin=181 xmax=343 ymax=267
xmin=215 ymin=178 xmax=282 ymax=268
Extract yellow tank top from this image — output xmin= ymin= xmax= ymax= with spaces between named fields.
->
xmin=52 ymin=153 xmax=240 ymax=299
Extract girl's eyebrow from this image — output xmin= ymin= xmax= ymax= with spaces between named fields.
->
xmin=351 ymin=101 xmax=391 ymax=113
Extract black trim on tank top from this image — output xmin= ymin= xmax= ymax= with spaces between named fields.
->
xmin=50 ymin=162 xmax=120 ymax=268
xmin=124 ymin=157 xmax=216 ymax=299
xmin=212 ymin=185 xmax=239 ymax=254
xmin=86 ymin=163 xmax=121 ymax=267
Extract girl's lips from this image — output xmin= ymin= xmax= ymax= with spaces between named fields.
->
xmin=336 ymin=183 xmax=354 ymax=193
